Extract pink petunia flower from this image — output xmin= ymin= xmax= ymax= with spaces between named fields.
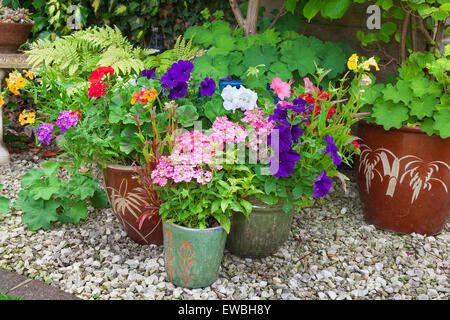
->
xmin=270 ymin=77 xmax=291 ymax=100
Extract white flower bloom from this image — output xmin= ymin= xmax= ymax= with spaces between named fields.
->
xmin=220 ymin=85 xmax=258 ymax=111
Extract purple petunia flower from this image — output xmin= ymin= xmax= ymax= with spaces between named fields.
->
xmin=268 ymin=124 xmax=292 ymax=152
xmin=170 ymin=60 xmax=194 ymax=82
xmin=35 ymin=123 xmax=54 ymax=146
xmin=200 ymin=77 xmax=216 ymax=97
xmin=269 ymin=149 xmax=301 ymax=178
xmin=268 ymin=103 xmax=288 ymax=123
xmin=323 ymin=134 xmax=342 ymax=165
xmin=161 ymin=68 xmax=180 ymax=88
xmin=56 ymin=110 xmax=79 ymax=133
xmin=290 ymin=124 xmax=302 ymax=144
xmin=168 ymin=81 xmax=188 ymax=99
xmin=291 ymin=97 xmax=307 ymax=113
xmin=142 ymin=67 xmax=157 ymax=80
xmin=313 ymin=170 xmax=333 ymax=198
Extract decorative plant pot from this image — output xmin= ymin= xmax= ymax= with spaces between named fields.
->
xmin=355 ymin=121 xmax=450 ymax=235
xmin=102 ymin=164 xmax=163 ymax=245
xmin=226 ymin=197 xmax=295 ymax=258
xmin=162 ymin=220 xmax=227 ymax=288
xmin=0 ymin=22 xmax=33 ymax=53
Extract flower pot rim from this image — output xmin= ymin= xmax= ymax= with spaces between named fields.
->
xmin=105 ymin=163 xmax=139 ymax=171
xmin=163 ymin=219 xmax=224 ymax=233
xmin=0 ymin=21 xmax=34 ymax=26
xmin=360 ymin=119 xmax=427 ymax=135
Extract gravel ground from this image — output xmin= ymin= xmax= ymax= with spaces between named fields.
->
xmin=1 ymin=153 xmax=449 ymax=300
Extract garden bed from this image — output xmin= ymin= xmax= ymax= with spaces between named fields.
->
xmin=0 ymin=152 xmax=448 ymax=300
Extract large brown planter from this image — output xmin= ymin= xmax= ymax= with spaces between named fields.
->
xmin=0 ymin=22 xmax=33 ymax=53
xmin=355 ymin=121 xmax=450 ymax=235
xmin=102 ymin=164 xmax=163 ymax=245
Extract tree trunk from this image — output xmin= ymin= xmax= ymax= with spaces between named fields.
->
xmin=229 ymin=0 xmax=260 ymax=36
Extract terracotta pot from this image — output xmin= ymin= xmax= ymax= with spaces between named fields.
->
xmin=102 ymin=164 xmax=163 ymax=245
xmin=355 ymin=121 xmax=450 ymax=235
xmin=0 ymin=22 xmax=33 ymax=53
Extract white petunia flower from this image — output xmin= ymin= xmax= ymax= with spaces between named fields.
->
xmin=220 ymin=85 xmax=258 ymax=111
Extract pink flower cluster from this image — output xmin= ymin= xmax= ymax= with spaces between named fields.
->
xmin=151 ymin=130 xmax=220 ymax=186
xmin=241 ymin=108 xmax=274 ymax=157
xmin=210 ymin=117 xmax=247 ymax=149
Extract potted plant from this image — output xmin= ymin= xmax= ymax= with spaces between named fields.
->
xmin=0 ymin=5 xmax=33 ymax=53
xmin=224 ymin=58 xmax=377 ymax=258
xmin=356 ymin=49 xmax=449 ymax=235
xmin=138 ymin=117 xmax=258 ymax=288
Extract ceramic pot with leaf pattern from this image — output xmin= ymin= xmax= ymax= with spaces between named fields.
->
xmin=355 ymin=121 xmax=450 ymax=235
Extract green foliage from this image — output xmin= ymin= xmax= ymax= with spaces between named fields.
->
xmin=158 ymin=164 xmax=261 ymax=233
xmin=185 ymin=19 xmax=352 ymax=105
xmin=0 ymin=184 xmax=11 ymax=214
xmin=14 ymin=161 xmax=108 ymax=230
xmin=360 ymin=50 xmax=449 ymax=138
xmin=25 ymin=25 xmax=158 ymax=82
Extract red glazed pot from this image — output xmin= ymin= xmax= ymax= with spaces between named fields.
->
xmin=0 ymin=22 xmax=33 ymax=53
xmin=355 ymin=121 xmax=450 ymax=235
xmin=102 ymin=164 xmax=163 ymax=245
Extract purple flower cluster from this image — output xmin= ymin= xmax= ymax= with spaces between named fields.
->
xmin=323 ymin=134 xmax=342 ymax=165
xmin=56 ymin=110 xmax=79 ymax=133
xmin=142 ymin=67 xmax=157 ymax=80
xmin=200 ymin=77 xmax=216 ymax=97
xmin=35 ymin=123 xmax=54 ymax=146
xmin=267 ymin=101 xmax=307 ymax=178
xmin=161 ymin=60 xmax=194 ymax=99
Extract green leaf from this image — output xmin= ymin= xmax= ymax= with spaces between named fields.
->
xmin=372 ymin=101 xmax=410 ymax=130
xmin=433 ymin=109 xmax=450 ymax=138
xmin=282 ymin=197 xmax=293 ymax=213
xmin=409 ymin=95 xmax=438 ymax=120
xmin=285 ymin=0 xmax=298 ymax=13
xmin=68 ymin=175 xmax=99 ymax=200
xmin=303 ymin=0 xmax=323 ymax=21
xmin=16 ymin=191 xmax=60 ymax=231
xmin=29 ymin=176 xmax=61 ymax=201
xmin=175 ymin=104 xmax=199 ymax=127
xmin=240 ymin=199 xmax=253 ymax=215
xmin=292 ymin=184 xmax=304 ymax=199
xmin=264 ymin=179 xmax=276 ymax=195
xmin=41 ymin=161 xmax=61 ymax=176
xmin=91 ymin=189 xmax=109 ymax=208
xmin=20 ymin=168 xmax=45 ymax=189
xmin=321 ymin=0 xmax=352 ymax=19
xmin=0 ymin=196 xmax=10 ymax=214
xmin=62 ymin=201 xmax=88 ymax=224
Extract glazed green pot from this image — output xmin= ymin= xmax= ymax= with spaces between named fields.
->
xmin=226 ymin=197 xmax=295 ymax=258
xmin=162 ymin=220 xmax=227 ymax=288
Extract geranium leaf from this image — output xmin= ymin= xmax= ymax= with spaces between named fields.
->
xmin=433 ymin=109 xmax=450 ymax=138
xmin=372 ymin=100 xmax=409 ymax=130
xmin=29 ymin=176 xmax=61 ymax=201
xmin=16 ymin=191 xmax=60 ymax=230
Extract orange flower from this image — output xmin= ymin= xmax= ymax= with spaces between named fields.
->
xmin=131 ymin=90 xmax=140 ymax=105
xmin=15 ymin=76 xmax=26 ymax=88
xmin=142 ymin=88 xmax=157 ymax=102
xmin=0 ymin=95 xmax=4 ymax=106
xmin=8 ymin=84 xmax=20 ymax=95
xmin=19 ymin=110 xmax=27 ymax=126
xmin=23 ymin=70 xmax=34 ymax=80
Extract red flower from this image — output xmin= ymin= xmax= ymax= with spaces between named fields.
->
xmin=353 ymin=140 xmax=360 ymax=149
xmin=89 ymin=66 xmax=114 ymax=84
xmin=70 ymin=108 xmax=82 ymax=119
xmin=88 ymin=82 xmax=107 ymax=98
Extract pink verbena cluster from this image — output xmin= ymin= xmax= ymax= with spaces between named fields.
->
xmin=240 ymin=108 xmax=274 ymax=157
xmin=210 ymin=116 xmax=247 ymax=148
xmin=56 ymin=110 xmax=79 ymax=133
xmin=151 ymin=130 xmax=220 ymax=186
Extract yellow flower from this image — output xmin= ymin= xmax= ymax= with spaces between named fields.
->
xmin=19 ymin=110 xmax=27 ymax=126
xmin=15 ymin=76 xmax=26 ymax=88
xmin=8 ymin=71 xmax=20 ymax=81
xmin=8 ymin=84 xmax=20 ymax=95
xmin=0 ymin=95 xmax=4 ymax=106
xmin=142 ymin=88 xmax=157 ymax=101
xmin=367 ymin=57 xmax=380 ymax=71
xmin=347 ymin=53 xmax=359 ymax=71
xmin=26 ymin=112 xmax=36 ymax=124
xmin=23 ymin=70 xmax=34 ymax=80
